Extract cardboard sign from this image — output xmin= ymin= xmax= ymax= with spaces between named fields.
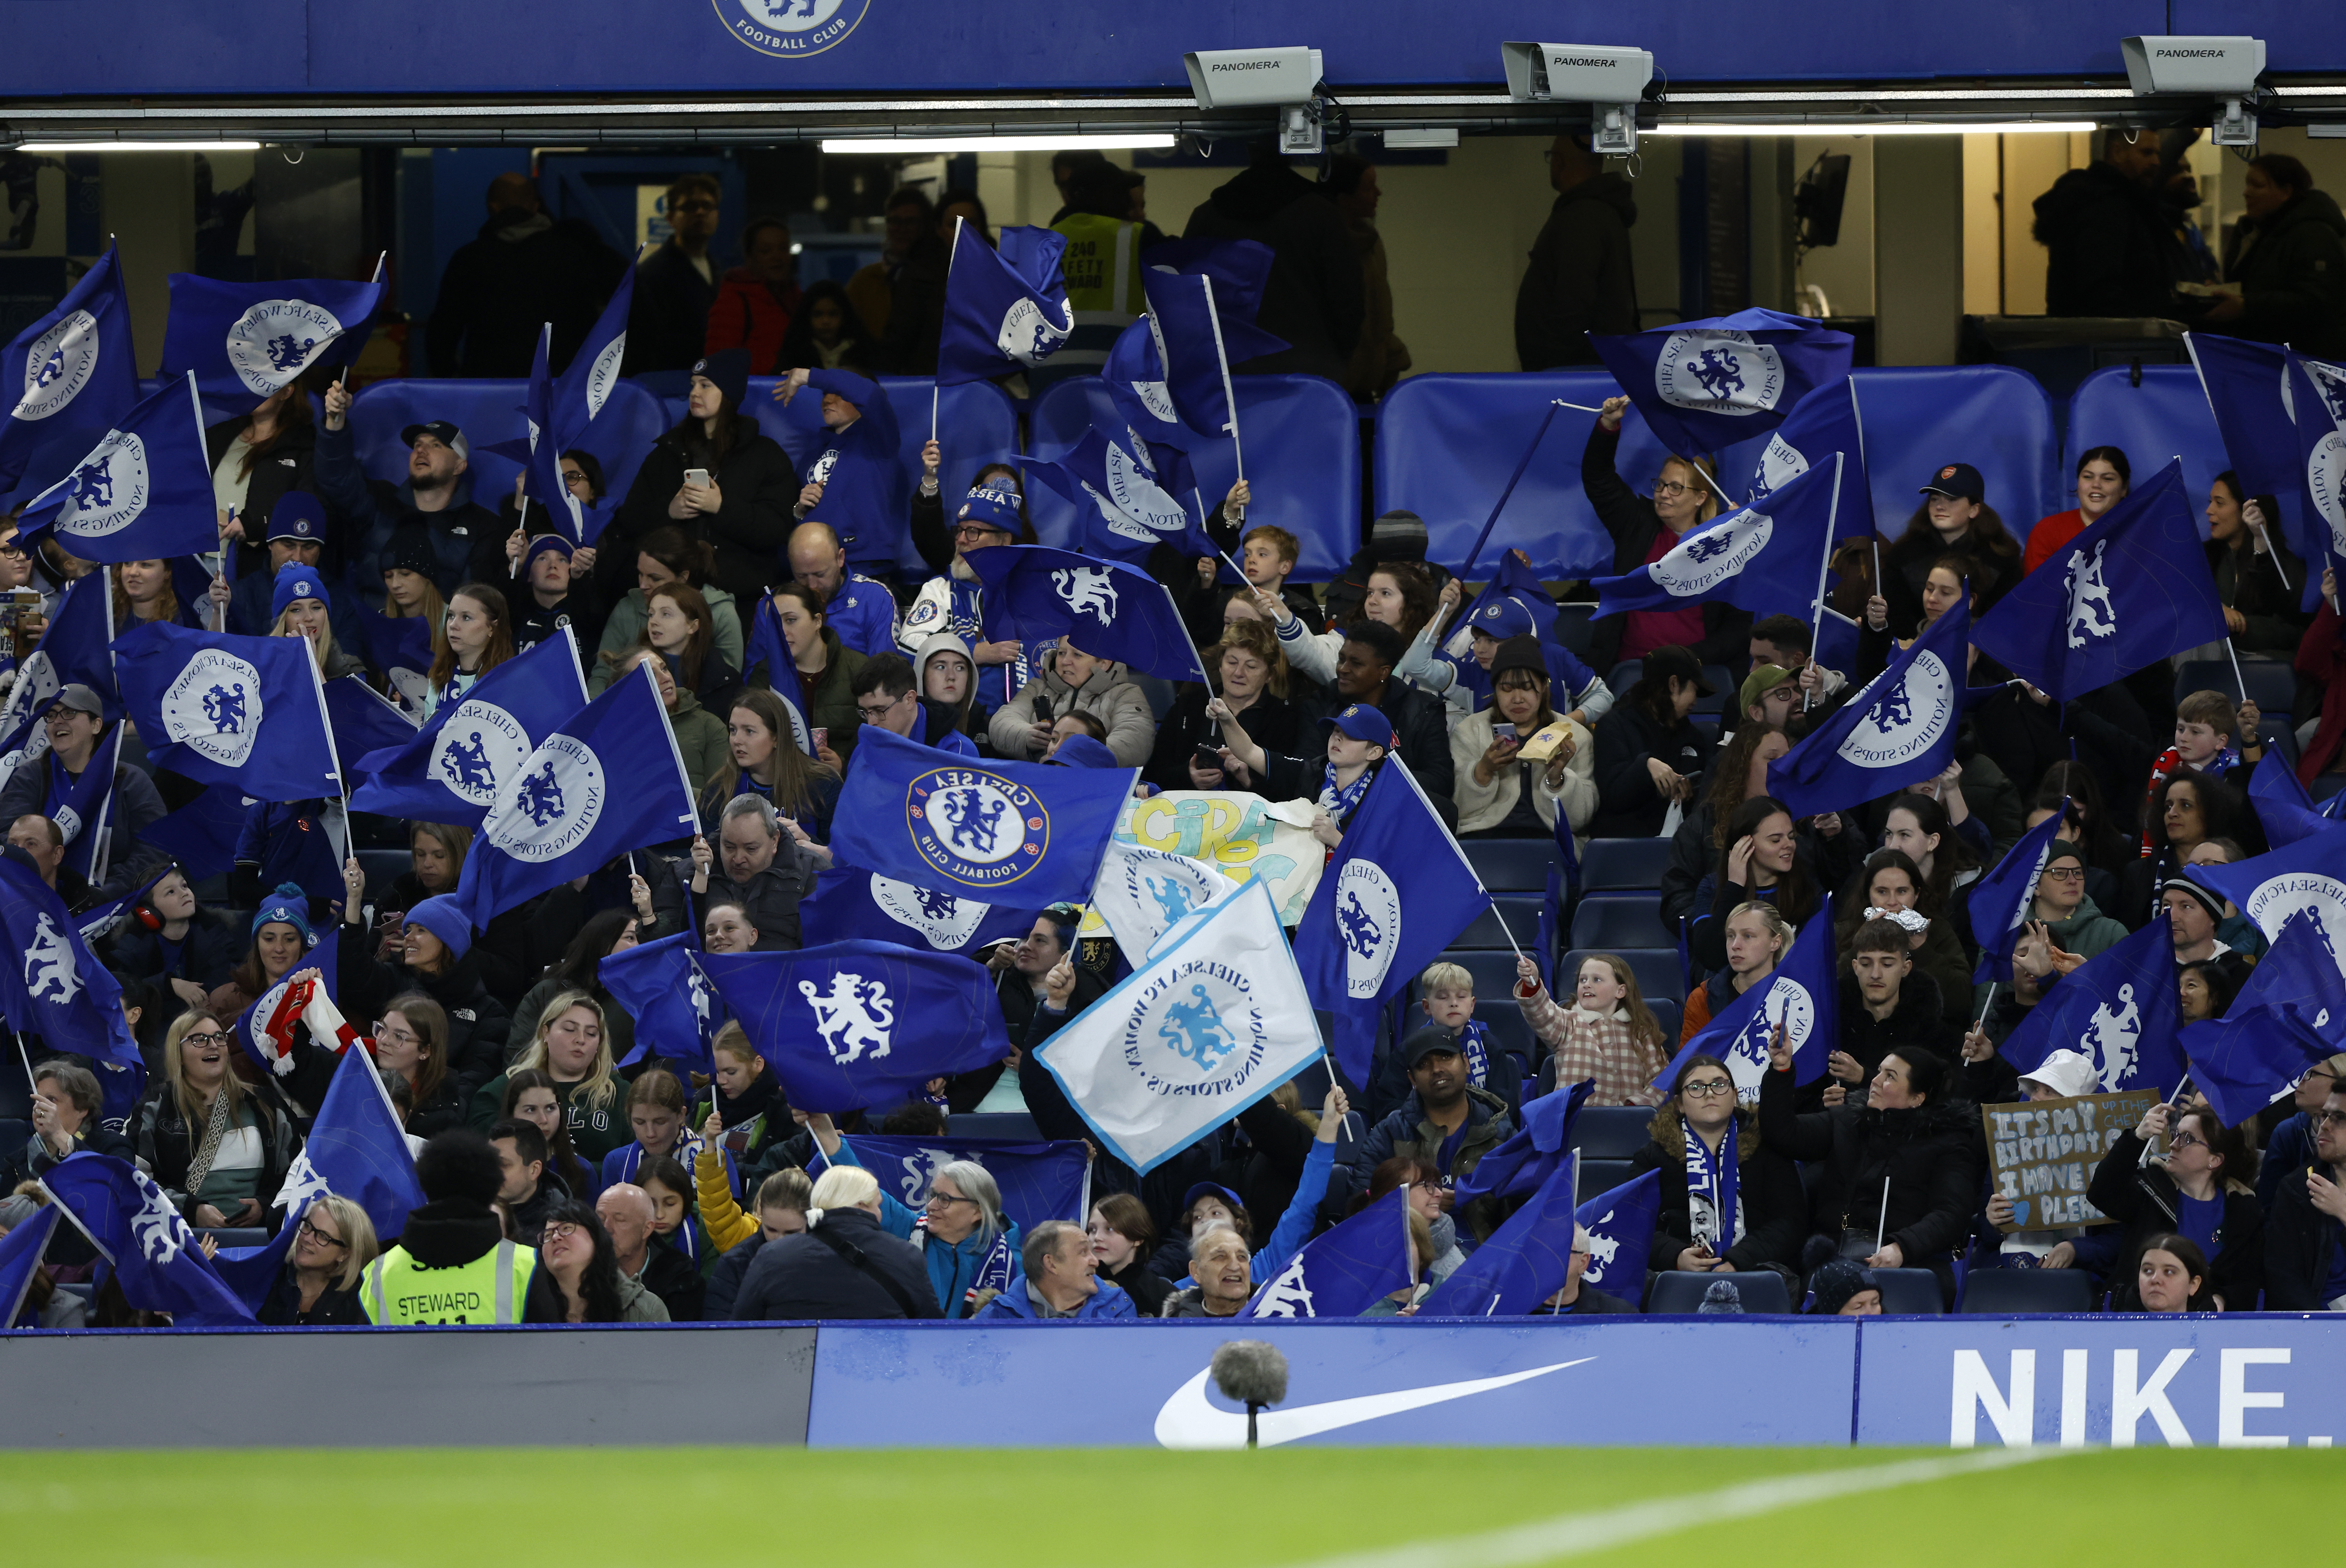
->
xmin=1980 ymin=1090 xmax=2158 ymax=1232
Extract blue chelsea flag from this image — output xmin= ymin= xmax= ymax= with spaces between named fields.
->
xmin=1968 ymin=801 xmax=2072 ymax=983
xmin=351 ymin=631 xmax=589 ymax=825
xmin=159 ymin=260 xmax=387 ymax=415
xmin=0 ymin=575 xmax=118 ymax=756
xmin=548 ymin=259 xmax=634 ymax=456
xmin=1768 ymin=596 xmax=1986 ymax=818
xmin=39 ymin=1153 xmax=254 ymax=1325
xmin=829 ymin=726 xmax=1131 ymax=907
xmin=1239 ymin=1187 xmax=1413 ymax=1320
xmin=2186 ymin=334 xmax=2313 ymax=570
xmin=0 ymin=1204 xmax=59 ymax=1328
xmin=1138 ymin=242 xmax=1287 ymax=443
xmin=799 ymin=865 xmax=1033 ymax=956
xmin=1748 ymin=374 xmax=1873 ymax=542
xmin=938 ymin=223 xmax=1075 ymax=386
xmin=1026 ymin=424 xmax=1214 ymax=566
xmin=1575 ymin=1168 xmax=1663 ymax=1305
xmin=271 ymin=1035 xmax=427 ymax=1244
xmin=1 ymin=242 xmax=140 ymax=495
xmin=1591 ymin=454 xmax=1843 ymax=624
xmin=1455 ymin=1079 xmax=1594 ymax=1205
xmin=113 ymin=622 xmax=343 ymax=802
xmin=702 ymin=941 xmax=1011 ymax=1114
xmin=2181 ymin=915 xmax=2346 ymax=1126
xmin=602 ymin=931 xmax=725 ymax=1072
xmin=450 ymin=659 xmax=700 ymax=927
xmin=819 ymin=1135 xmax=1089 ymax=1237
xmin=1971 ymin=460 xmax=2227 ymax=700
xmin=963 ymin=544 xmax=1207 ymax=684
xmin=1588 ymin=308 xmax=1856 ymax=457
xmin=15 ymin=374 xmax=218 ymax=564
xmin=2188 ymin=822 xmax=2346 ymax=981
xmin=2248 ymin=748 xmax=2335 ymax=849
xmin=0 ymin=848 xmax=142 ymax=1078
xmin=1416 ymin=1151 xmax=1583 ymax=1317
xmin=1293 ymin=758 xmax=1492 ymax=1086
xmin=1999 ymin=914 xmax=2187 ymax=1097
xmin=1653 ymin=892 xmax=1839 ymax=1101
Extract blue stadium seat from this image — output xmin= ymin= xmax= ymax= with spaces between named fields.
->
xmin=950 ymin=1112 xmax=1041 ymax=1142
xmin=1576 ymin=1157 xmax=1635 ymax=1198
xmin=1551 ymin=602 xmax=1596 ymax=658
xmin=2065 ymin=365 xmax=2229 ymax=537
xmin=1688 ymin=713 xmax=1721 ymax=741
xmin=1562 ymin=946 xmax=1683 ymax=1005
xmin=1871 ymin=1267 xmax=1945 ymax=1314
xmin=1572 ymin=1105 xmax=1656 ymax=1158
xmin=2174 ymin=657 xmax=2294 ymax=715
xmin=1030 ymin=374 xmax=1360 ymax=581
xmin=1570 ymin=895 xmax=1674 ymax=951
xmin=2261 ymin=715 xmax=2299 ymax=769
xmin=348 ymin=377 xmax=667 ymax=538
xmin=1606 ymin=661 xmax=1642 ymax=696
xmin=1460 ymin=838 xmax=1564 ymax=892
xmin=1648 ymin=997 xmax=1680 ymax=1045
xmin=1692 ymin=666 xmax=1734 ymax=715
xmin=1647 ymin=1269 xmax=1794 ymax=1313
xmin=1451 ymin=894 xmax=1542 ymax=950
xmin=357 ymin=848 xmax=410 ymax=907
xmin=1957 ymin=1267 xmax=2096 ymax=1314
xmin=1580 ymin=838 xmax=1672 ymax=891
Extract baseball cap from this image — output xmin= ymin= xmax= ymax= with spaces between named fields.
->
xmin=52 ymin=683 xmax=105 ymax=717
xmin=400 ymin=420 xmax=470 ymax=461
xmin=1468 ymin=598 xmax=1535 ymax=640
xmin=1318 ymin=703 xmax=1397 ymax=749
xmin=1402 ymin=1025 xmax=1464 ymax=1069
xmin=1640 ymin=644 xmax=1716 ymax=697
xmin=1739 ymin=663 xmax=1795 ymax=714
xmin=1919 ymin=462 xmax=1984 ymax=504
xmin=1181 ymin=1182 xmax=1246 ymax=1218
xmin=266 ymin=491 xmax=327 ymax=544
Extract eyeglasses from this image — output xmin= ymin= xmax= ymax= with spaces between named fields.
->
xmin=373 ymin=1022 xmax=417 ymax=1045
xmin=2167 ymin=1130 xmax=2204 ymax=1151
xmin=2314 ymin=1109 xmax=2346 ymax=1129
xmin=925 ymin=1191 xmax=974 ymax=1209
xmin=672 ymin=199 xmax=718 ymax=214
xmin=856 ymin=692 xmax=909 ymax=721
xmin=1653 ymin=481 xmax=1694 ymax=498
xmin=2038 ymin=867 xmax=2085 ymax=883
xmin=953 ymin=524 xmax=1010 ymax=541
xmin=560 ymin=470 xmax=588 ymax=487
xmin=295 ymin=1218 xmax=347 ymax=1250
xmin=542 ymin=1222 xmax=583 ymax=1245
xmin=1682 ymin=1080 xmax=1737 ymax=1099
xmin=180 ymin=1030 xmax=231 ymax=1048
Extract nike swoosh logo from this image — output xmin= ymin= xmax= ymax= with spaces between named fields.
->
xmin=1154 ymin=1357 xmax=1593 ymax=1449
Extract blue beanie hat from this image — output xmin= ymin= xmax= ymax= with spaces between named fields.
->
xmin=955 ymin=484 xmax=1022 ymax=536
xmin=252 ymin=883 xmax=314 ymax=946
xmin=689 ymin=348 xmax=750 ymax=410
xmin=404 ymin=894 xmax=474 ymax=961
xmin=271 ymin=563 xmax=328 ymax=623
xmin=522 ymin=533 xmax=574 ymax=575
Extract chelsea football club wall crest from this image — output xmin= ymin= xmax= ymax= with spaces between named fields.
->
xmin=717 ymin=0 xmax=872 ymax=57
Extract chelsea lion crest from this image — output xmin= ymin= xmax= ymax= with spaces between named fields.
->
xmin=717 ymin=0 xmax=872 ymax=57
xmin=225 ymin=298 xmax=345 ymax=395
xmin=906 ymin=767 xmax=1047 ymax=889
xmin=1654 ymin=329 xmax=1785 ymax=416
xmin=484 ymin=735 xmax=606 ymax=862
xmin=161 ymin=648 xmax=264 ymax=766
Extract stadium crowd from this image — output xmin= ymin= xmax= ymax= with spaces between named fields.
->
xmin=6 ymin=149 xmax=2346 ymax=1332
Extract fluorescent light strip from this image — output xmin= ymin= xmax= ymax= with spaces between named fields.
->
xmin=1645 ymin=121 xmax=2095 ymax=136
xmin=819 ymin=133 xmax=1176 ymax=154
xmin=15 ymin=139 xmax=263 ymax=152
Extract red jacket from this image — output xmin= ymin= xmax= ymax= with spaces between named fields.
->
xmin=2021 ymin=508 xmax=2085 ymax=575
xmin=2297 ymin=597 xmax=2346 ymax=783
xmin=704 ymin=272 xmax=801 ymax=373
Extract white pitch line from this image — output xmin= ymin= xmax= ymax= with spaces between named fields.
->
xmin=1275 ymin=1448 xmax=2058 ymax=1568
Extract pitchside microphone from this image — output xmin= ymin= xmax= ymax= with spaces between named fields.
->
xmin=1211 ymin=1339 xmax=1290 ymax=1451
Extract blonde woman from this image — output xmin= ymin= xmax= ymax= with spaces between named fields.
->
xmin=1679 ymin=902 xmax=1795 ymax=1044
xmin=137 ymin=1010 xmax=298 ymax=1224
xmin=259 ymin=1194 xmax=380 ymax=1325
xmin=269 ymin=566 xmax=365 ymax=678
xmin=470 ymin=992 xmax=627 ymax=1165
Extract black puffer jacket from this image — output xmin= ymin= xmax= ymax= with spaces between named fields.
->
xmin=1833 ymin=973 xmax=1957 ymax=1086
xmin=2262 ymin=1166 xmax=2345 ymax=1311
xmin=1579 ymin=423 xmax=1753 ymax=673
xmin=1757 ymin=1062 xmax=1983 ymax=1301
xmin=1515 ymin=173 xmax=1640 ymax=370
xmin=1179 ymin=159 xmax=1364 ymax=382
xmin=2221 ymin=188 xmax=2346 ymax=358
xmin=205 ymin=414 xmax=321 ymax=581
xmin=731 ymin=1207 xmax=942 ymax=1320
xmin=2032 ymin=160 xmax=2184 ymax=319
xmin=337 ymin=922 xmax=513 ymax=1105
xmin=606 ymin=414 xmax=800 ymax=607
xmin=1589 ymin=699 xmax=1713 ymax=839
xmin=1627 ymin=1104 xmax=1809 ymax=1274
xmin=2087 ymin=1130 xmax=2266 ymax=1311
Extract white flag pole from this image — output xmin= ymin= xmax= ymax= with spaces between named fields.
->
xmin=303 ymin=637 xmax=353 ymax=864
xmin=1388 ymin=753 xmax=1521 ymax=965
xmin=935 ymin=216 xmax=964 ymax=446
xmin=1198 ymin=276 xmax=1245 ymax=525
xmin=1806 ymin=453 xmax=1846 ymax=712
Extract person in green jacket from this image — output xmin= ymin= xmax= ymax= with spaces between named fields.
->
xmin=1979 ymin=839 xmax=2130 ymax=1038
xmin=602 ymin=646 xmax=728 ymax=796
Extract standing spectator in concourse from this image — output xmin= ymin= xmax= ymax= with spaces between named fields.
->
xmin=2032 ymin=128 xmax=2184 ymax=320
xmin=1328 ymin=153 xmax=1411 ymax=401
xmin=1515 ymin=132 xmax=1639 ymax=369
xmin=427 ymin=172 xmax=625 ymax=378
xmin=846 ymin=185 xmax=937 ymax=349
xmin=2205 ymin=153 xmax=2346 ymax=357
xmin=1181 ymin=141 xmax=1364 ymax=382
xmin=705 ymin=216 xmax=802 ymax=373
xmin=628 ymin=174 xmax=724 ymax=375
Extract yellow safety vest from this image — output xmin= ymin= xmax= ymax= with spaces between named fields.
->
xmin=362 ymin=1239 xmax=536 ymax=1326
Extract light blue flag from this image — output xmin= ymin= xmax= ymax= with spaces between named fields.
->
xmin=1576 ymin=1167 xmax=1663 ymax=1305
xmin=0 ymin=575 xmax=117 ymax=757
xmin=14 ymin=374 xmax=216 ymax=564
xmin=271 ymin=1035 xmax=428 ymax=1243
xmin=963 ymin=544 xmax=1207 ymax=683
xmin=2188 ymin=823 xmax=2346 ymax=980
xmin=38 ymin=1152 xmax=254 ymax=1324
xmin=1 ymin=242 xmax=140 ymax=494
xmin=798 ymin=864 xmax=1033 ymax=956
xmin=448 ymin=659 xmax=700 ymax=926
xmin=351 ymin=630 xmax=588 ymax=825
xmin=1587 ymin=307 xmax=1856 ymax=457
xmin=158 ymin=260 xmax=387 ymax=415
xmin=112 ymin=622 xmax=343 ymax=802
xmin=0 ymin=849 xmax=141 ymax=1076
xmin=1453 ymin=1079 xmax=1593 ymax=1205
xmin=1767 ymin=595 xmax=1987 ymax=819
xmin=1415 ymin=1151 xmax=1584 ymax=1317
xmin=702 ymin=940 xmax=1012 ymax=1114
xmin=1239 ymin=1186 xmax=1413 ymax=1319
xmin=1293 ymin=757 xmax=1492 ymax=1085
xmin=1971 ymin=460 xmax=2228 ymax=701
xmin=603 ymin=931 xmax=724 ymax=1072
xmin=1652 ymin=892 xmax=1840 ymax=1102
xmin=1748 ymin=373 xmax=1873 ymax=543
xmin=1998 ymin=914 xmax=2187 ymax=1097
xmin=829 ymin=725 xmax=1133 ymax=907
xmin=0 ymin=1203 xmax=61 ymax=1328
xmin=2181 ymin=915 xmax=2346 ymax=1127
xmin=938 ymin=222 xmax=1075 ymax=386
xmin=1591 ymin=454 xmax=1844 ymax=622
xmin=1969 ymin=801 xmax=2071 ymax=983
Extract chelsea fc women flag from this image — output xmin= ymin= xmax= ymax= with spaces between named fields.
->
xmin=350 ymin=631 xmax=589 ymax=825
xmin=113 ymin=622 xmax=343 ymax=802
xmin=830 ymin=726 xmax=1132 ymax=907
xmin=1 ymin=242 xmax=138 ymax=494
xmin=1767 ymin=595 xmax=1983 ymax=818
xmin=1587 ymin=307 xmax=1854 ymax=457
xmin=937 ymin=223 xmax=1075 ymax=386
xmin=1590 ymin=454 xmax=1843 ymax=623
xmin=159 ymin=261 xmax=387 ymax=415
xmin=963 ymin=544 xmax=1207 ymax=684
xmin=1033 ymin=879 xmax=1322 ymax=1175
xmin=14 ymin=375 xmax=219 ymax=564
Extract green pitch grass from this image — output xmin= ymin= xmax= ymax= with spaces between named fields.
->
xmin=0 ymin=1446 xmax=2331 ymax=1565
